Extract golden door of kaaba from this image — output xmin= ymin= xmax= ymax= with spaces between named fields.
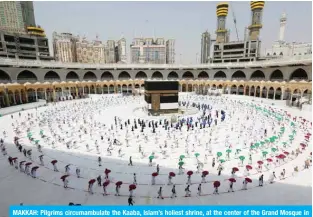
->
xmin=151 ymin=94 xmax=160 ymax=111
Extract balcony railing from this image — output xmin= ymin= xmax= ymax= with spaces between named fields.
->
xmin=0 ymin=79 xmax=11 ymax=84
xmin=16 ymin=79 xmax=38 ymax=84
xmin=66 ymin=79 xmax=80 ymax=82
xmin=250 ymin=77 xmax=266 ymax=80
xmin=290 ymin=77 xmax=310 ymax=81
xmin=231 ymin=77 xmax=247 ymax=80
xmin=0 ymin=54 xmax=311 ymax=69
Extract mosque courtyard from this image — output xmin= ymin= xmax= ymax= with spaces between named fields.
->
xmin=0 ymin=93 xmax=311 ymax=210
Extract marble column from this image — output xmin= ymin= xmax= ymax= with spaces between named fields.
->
xmin=273 ymin=90 xmax=276 ymax=100
xmin=12 ymin=92 xmax=16 ymax=104
xmin=19 ymin=91 xmax=22 ymax=103
xmin=53 ymin=89 xmax=56 ymax=101
xmin=25 ymin=91 xmax=28 ymax=103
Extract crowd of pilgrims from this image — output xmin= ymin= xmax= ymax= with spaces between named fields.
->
xmin=1 ymin=94 xmax=312 ymax=205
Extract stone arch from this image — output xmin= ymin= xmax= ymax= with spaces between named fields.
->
xmin=101 ymin=71 xmax=114 ymax=80
xmin=17 ymin=70 xmax=38 ymax=83
xmin=291 ymin=89 xmax=301 ymax=106
xmin=128 ymin=84 xmax=133 ymax=93
xmin=0 ymin=91 xmax=5 ymax=107
xmin=182 ymin=71 xmax=194 ymax=79
xmin=109 ymin=84 xmax=114 ymax=93
xmin=303 ymin=89 xmax=312 ymax=98
xmin=69 ymin=86 xmax=77 ymax=97
xmin=231 ymin=70 xmax=246 ymax=80
xmin=44 ymin=71 xmax=61 ymax=81
xmin=199 ymin=84 xmax=205 ymax=93
xmin=256 ymin=86 xmax=261 ymax=97
xmin=90 ymin=85 xmax=96 ymax=94
xmin=7 ymin=90 xmax=14 ymax=106
xmin=293 ymin=89 xmax=301 ymax=95
xmin=187 ymin=83 xmax=192 ymax=92
xmin=45 ymin=88 xmax=55 ymax=102
xmin=283 ymin=88 xmax=291 ymax=100
xmin=116 ymin=84 xmax=121 ymax=93
xmin=250 ymin=70 xmax=265 ymax=80
xmin=14 ymin=90 xmax=22 ymax=104
xmin=83 ymin=71 xmax=97 ymax=81
xmin=250 ymin=86 xmax=255 ymax=96
xmin=118 ymin=71 xmax=131 ymax=80
xmin=96 ymin=85 xmax=102 ymax=94
xmin=275 ymin=87 xmax=282 ymax=100
xmin=122 ymin=84 xmax=128 ymax=93
xmin=167 ymin=71 xmax=178 ymax=80
xmin=66 ymin=71 xmax=79 ymax=81
xmin=214 ymin=71 xmax=226 ymax=79
xmin=301 ymin=89 xmax=312 ymax=106
xmin=268 ymin=87 xmax=275 ymax=99
xmin=102 ymin=84 xmax=108 ymax=94
xmin=193 ymin=84 xmax=199 ymax=92
xmin=198 ymin=71 xmax=209 ymax=79
xmin=26 ymin=88 xmax=36 ymax=103
xmin=230 ymin=85 xmax=237 ymax=94
xmin=261 ymin=86 xmax=267 ymax=98
xmin=182 ymin=84 xmax=187 ymax=92
xmin=270 ymin=70 xmax=283 ymax=81
xmin=0 ymin=69 xmax=11 ymax=83
xmin=82 ymin=86 xmax=88 ymax=95
xmin=205 ymin=84 xmax=210 ymax=92
xmin=290 ymin=68 xmax=308 ymax=80
xmin=245 ymin=86 xmax=249 ymax=95
xmin=238 ymin=85 xmax=244 ymax=95
xmin=55 ymin=87 xmax=62 ymax=101
xmin=36 ymin=88 xmax=45 ymax=100
xmin=151 ymin=71 xmax=163 ymax=80
xmin=135 ymin=71 xmax=148 ymax=79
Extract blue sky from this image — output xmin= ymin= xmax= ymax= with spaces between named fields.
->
xmin=34 ymin=1 xmax=312 ymax=64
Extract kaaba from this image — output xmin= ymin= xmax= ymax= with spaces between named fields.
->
xmin=144 ymin=81 xmax=179 ymax=115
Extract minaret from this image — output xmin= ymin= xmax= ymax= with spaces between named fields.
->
xmin=279 ymin=12 xmax=287 ymax=42
xmin=215 ymin=2 xmax=229 ymax=43
xmin=244 ymin=27 xmax=249 ymax=41
xmin=248 ymin=1 xmax=265 ymax=40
